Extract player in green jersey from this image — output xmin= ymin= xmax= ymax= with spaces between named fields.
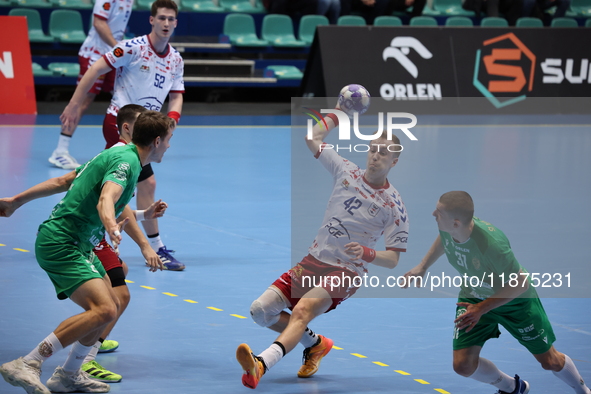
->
xmin=0 ymin=111 xmax=173 ymax=394
xmin=404 ymin=191 xmax=590 ymax=394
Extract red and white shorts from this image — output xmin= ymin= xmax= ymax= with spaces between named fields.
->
xmin=78 ymin=55 xmax=116 ymax=95
xmin=272 ymin=254 xmax=359 ymax=312
xmin=93 ymin=238 xmax=122 ymax=272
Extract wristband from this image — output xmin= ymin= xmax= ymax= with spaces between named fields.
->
xmin=326 ymin=112 xmax=339 ymax=126
xmin=135 ymin=210 xmax=146 ymax=221
xmin=361 ymin=246 xmax=376 ymax=262
xmin=167 ymin=111 xmax=181 ymax=124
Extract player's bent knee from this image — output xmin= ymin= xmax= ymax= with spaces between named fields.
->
xmin=453 ymin=361 xmax=475 ymax=377
xmin=250 ymin=300 xmax=280 ymax=327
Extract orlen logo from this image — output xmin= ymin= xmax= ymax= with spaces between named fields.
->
xmin=303 ymin=109 xmax=417 ymax=154
xmin=473 ymin=33 xmax=536 ymax=108
xmin=381 ymin=37 xmax=442 ymax=101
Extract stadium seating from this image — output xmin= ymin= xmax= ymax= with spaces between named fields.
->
xmin=480 ymin=16 xmax=508 ymax=26
xmin=337 ymin=15 xmax=366 ymax=25
xmin=586 ymin=17 xmax=591 ymax=26
xmin=298 ymin=15 xmax=329 ymax=45
xmin=47 ymin=62 xmax=80 ymax=77
xmin=223 ymin=13 xmax=269 ymax=47
xmin=373 ymin=15 xmax=403 ymax=26
xmin=49 ymin=10 xmax=86 ymax=43
xmin=432 ymin=0 xmax=474 ymax=15
xmin=180 ymin=0 xmax=225 ymax=12
xmin=10 ymin=0 xmax=52 ymax=8
xmin=8 ymin=8 xmax=53 ymax=42
xmin=445 ymin=15 xmax=473 ymax=25
xmin=220 ymin=0 xmax=265 ymax=13
xmin=551 ymin=16 xmax=579 ymax=26
xmin=51 ymin=0 xmax=93 ymax=9
xmin=32 ymin=62 xmax=56 ymax=77
xmin=570 ymin=0 xmax=591 ymax=16
xmin=516 ymin=16 xmax=543 ymax=26
xmin=261 ymin=14 xmax=306 ymax=47
xmin=410 ymin=15 xmax=438 ymax=25
xmin=264 ymin=65 xmax=303 ymax=79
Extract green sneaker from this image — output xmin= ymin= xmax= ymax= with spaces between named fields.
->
xmin=81 ymin=360 xmax=122 ymax=383
xmin=98 ymin=339 xmax=119 ymax=353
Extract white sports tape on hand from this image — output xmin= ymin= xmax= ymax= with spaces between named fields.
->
xmin=114 ymin=230 xmax=121 ymax=237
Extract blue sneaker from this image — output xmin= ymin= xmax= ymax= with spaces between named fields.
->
xmin=497 ymin=375 xmax=530 ymax=394
xmin=156 ymin=246 xmax=185 ymax=271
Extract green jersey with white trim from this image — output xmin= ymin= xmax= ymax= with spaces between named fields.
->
xmin=439 ymin=217 xmax=536 ymax=300
xmin=39 ymin=144 xmax=141 ymax=252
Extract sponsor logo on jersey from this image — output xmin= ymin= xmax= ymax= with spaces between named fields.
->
xmin=341 ymin=179 xmax=349 ymax=189
xmin=472 ymin=257 xmax=481 ymax=270
xmin=368 ymin=202 xmax=380 ymax=217
xmin=140 ymin=65 xmax=150 ymax=72
xmin=103 ymin=2 xmax=111 ymax=10
xmin=392 ymin=231 xmax=408 ymax=244
xmin=113 ymin=162 xmax=129 ymax=181
xmin=325 ymin=217 xmax=350 ymax=239
xmin=113 ymin=47 xmax=124 ymax=58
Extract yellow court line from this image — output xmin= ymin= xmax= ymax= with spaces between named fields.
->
xmin=184 ymin=299 xmax=198 ymax=303
xmin=394 ymin=370 xmax=411 ymax=375
xmin=373 ymin=362 xmax=389 ymax=367
xmin=0 ymin=243 xmax=5 ymax=246
xmin=13 ymin=248 xmax=29 ymax=252
xmin=415 ymin=379 xmax=430 ymax=384
xmin=125 ymin=279 xmax=134 ymax=283
xmin=140 ymin=286 xmax=156 ymax=290
xmin=230 ymin=314 xmax=247 ymax=319
xmin=332 ymin=346 xmax=343 ymax=350
xmin=162 ymin=292 xmax=178 ymax=297
xmin=350 ymin=353 xmax=367 ymax=358
xmin=207 ymin=307 xmax=223 ymax=311
xmin=434 ymin=389 xmax=451 ymax=394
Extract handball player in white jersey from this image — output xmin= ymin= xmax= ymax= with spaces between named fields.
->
xmin=60 ymin=0 xmax=186 ymax=271
xmin=236 ymin=109 xmax=409 ymax=389
xmin=49 ymin=0 xmax=133 ymax=169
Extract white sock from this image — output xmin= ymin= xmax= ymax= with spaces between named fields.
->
xmin=62 ymin=342 xmax=93 ymax=374
xmin=299 ymin=327 xmax=319 ymax=348
xmin=24 ymin=332 xmax=64 ymax=364
xmin=469 ymin=357 xmax=515 ymax=393
xmin=258 ymin=343 xmax=284 ymax=371
xmin=553 ymin=354 xmax=591 ymax=394
xmin=148 ymin=234 xmax=164 ymax=251
xmin=82 ymin=340 xmax=101 ymax=364
xmin=56 ymin=134 xmax=71 ymax=153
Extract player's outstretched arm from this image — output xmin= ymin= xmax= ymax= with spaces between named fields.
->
xmin=98 ymin=181 xmax=126 ymax=250
xmin=305 ymin=112 xmax=339 ymax=155
xmin=60 ymin=57 xmax=113 ymax=134
xmin=344 ymin=242 xmax=400 ymax=269
xmin=0 ymin=171 xmax=76 ymax=217
xmin=118 ymin=204 xmax=163 ymax=271
xmin=402 ymin=235 xmax=445 ymax=288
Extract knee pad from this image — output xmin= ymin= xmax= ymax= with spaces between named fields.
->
xmin=250 ymin=289 xmax=286 ymax=327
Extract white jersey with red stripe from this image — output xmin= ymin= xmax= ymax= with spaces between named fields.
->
xmin=78 ymin=0 xmax=133 ymax=62
xmin=308 ymin=148 xmax=409 ymax=276
xmin=103 ymin=35 xmax=185 ymax=116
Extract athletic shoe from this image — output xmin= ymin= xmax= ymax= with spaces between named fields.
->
xmin=236 ymin=343 xmax=266 ymax=389
xmin=81 ymin=361 xmax=121 ymax=383
xmin=297 ymin=335 xmax=334 ymax=378
xmin=48 ymin=150 xmax=80 ymax=170
xmin=497 ymin=375 xmax=530 ymax=394
xmin=98 ymin=340 xmax=118 ymax=353
xmin=46 ymin=366 xmax=110 ymax=393
xmin=0 ymin=357 xmax=51 ymax=394
xmin=156 ymin=246 xmax=185 ymax=271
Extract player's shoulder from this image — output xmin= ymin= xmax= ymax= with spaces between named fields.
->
xmin=120 ymin=36 xmax=149 ymax=50
xmin=472 ymin=218 xmax=510 ymax=255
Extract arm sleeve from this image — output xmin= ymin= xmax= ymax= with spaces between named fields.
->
xmin=169 ymin=55 xmax=185 ymax=93
xmin=103 ymin=39 xmax=133 ymax=69
xmin=383 ymin=197 xmax=409 ymax=252
xmin=316 ymin=147 xmax=349 ymax=180
xmin=93 ymin=0 xmax=112 ymax=21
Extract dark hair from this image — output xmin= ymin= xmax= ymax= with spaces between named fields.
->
xmin=439 ymin=191 xmax=474 ymax=225
xmin=131 ymin=111 xmax=171 ymax=147
xmin=151 ymin=0 xmax=178 ymax=17
xmin=116 ymin=104 xmax=147 ymax=133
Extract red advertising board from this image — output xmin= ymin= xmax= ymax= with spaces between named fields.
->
xmin=0 ymin=16 xmax=37 ymax=114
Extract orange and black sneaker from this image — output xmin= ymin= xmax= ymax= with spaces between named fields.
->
xmin=236 ymin=343 xmax=266 ymax=389
xmin=297 ymin=335 xmax=334 ymax=378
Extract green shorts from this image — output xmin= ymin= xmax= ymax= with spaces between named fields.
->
xmin=453 ymin=297 xmax=555 ymax=355
xmin=35 ymin=227 xmax=106 ymax=300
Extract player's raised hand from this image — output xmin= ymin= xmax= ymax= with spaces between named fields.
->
xmin=0 ymin=197 xmax=17 ymax=217
xmin=145 ymin=199 xmax=168 ymax=220
xmin=402 ymin=266 xmax=427 ymax=289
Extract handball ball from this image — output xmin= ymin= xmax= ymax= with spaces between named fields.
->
xmin=338 ymin=84 xmax=371 ymax=118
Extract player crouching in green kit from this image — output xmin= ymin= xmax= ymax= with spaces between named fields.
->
xmin=0 ymin=111 xmax=173 ymax=394
xmin=404 ymin=191 xmax=590 ymax=394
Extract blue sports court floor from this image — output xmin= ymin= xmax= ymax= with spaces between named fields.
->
xmin=0 ymin=111 xmax=590 ymax=394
